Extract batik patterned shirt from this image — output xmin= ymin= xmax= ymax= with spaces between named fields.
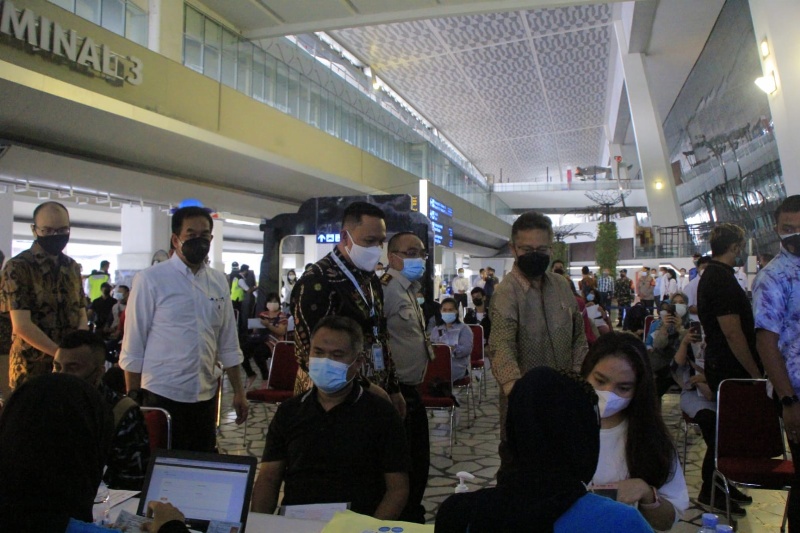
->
xmin=0 ymin=242 xmax=85 ymax=388
xmin=752 ymin=248 xmax=800 ymax=394
xmin=291 ymin=247 xmax=398 ymax=395
xmin=614 ymin=276 xmax=634 ymax=306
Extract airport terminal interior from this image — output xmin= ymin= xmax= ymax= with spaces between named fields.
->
xmin=1 ymin=0 xmax=799 ymax=530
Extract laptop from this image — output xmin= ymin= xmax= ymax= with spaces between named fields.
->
xmin=138 ymin=449 xmax=258 ymax=532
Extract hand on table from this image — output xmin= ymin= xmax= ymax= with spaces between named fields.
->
xmin=141 ymin=501 xmax=185 ymax=532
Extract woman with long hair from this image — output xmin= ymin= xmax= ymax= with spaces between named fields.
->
xmin=581 ymin=332 xmax=689 ymax=531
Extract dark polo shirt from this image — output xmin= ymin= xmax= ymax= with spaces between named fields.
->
xmin=262 ymin=384 xmax=409 ymax=516
xmin=697 ymin=259 xmax=760 ymax=390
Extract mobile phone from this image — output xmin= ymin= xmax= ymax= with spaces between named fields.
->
xmin=689 ymin=320 xmax=701 ymax=334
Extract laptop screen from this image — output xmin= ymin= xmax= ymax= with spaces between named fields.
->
xmin=138 ymin=450 xmax=257 ymax=531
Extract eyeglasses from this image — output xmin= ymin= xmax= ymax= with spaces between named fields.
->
xmin=33 ymin=225 xmax=70 ymax=236
xmin=393 ymin=249 xmax=428 ymax=260
xmin=515 ymin=245 xmax=552 ymax=255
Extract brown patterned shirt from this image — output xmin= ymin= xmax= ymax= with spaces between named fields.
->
xmin=489 ymin=266 xmax=588 ymax=435
xmin=291 ymin=247 xmax=398 ymax=395
xmin=0 ymin=242 xmax=85 ymax=388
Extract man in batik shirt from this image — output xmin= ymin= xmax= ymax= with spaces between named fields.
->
xmin=0 ymin=202 xmax=87 ymax=389
xmin=291 ymin=201 xmax=405 ymax=417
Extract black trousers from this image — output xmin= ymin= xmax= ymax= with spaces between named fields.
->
xmin=779 ymin=402 xmax=800 ymax=532
xmin=398 ymin=383 xmax=430 ymax=524
xmin=141 ymin=389 xmax=217 ymax=453
xmin=453 ymin=293 xmax=468 ymax=311
xmin=693 ymin=408 xmax=717 ymax=495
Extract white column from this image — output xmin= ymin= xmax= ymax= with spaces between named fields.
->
xmin=210 ymin=218 xmax=224 ymax=272
xmin=0 ymin=190 xmax=13 ymax=264
xmin=749 ymin=0 xmax=800 ymax=196
xmin=117 ymin=205 xmax=171 ymax=271
xmin=614 ymin=21 xmax=683 ymax=227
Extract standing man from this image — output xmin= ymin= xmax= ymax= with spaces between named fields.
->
xmin=689 ymin=253 xmax=702 ymax=281
xmin=637 ymin=267 xmax=655 ymax=311
xmin=90 ymin=282 xmax=118 ymax=336
xmin=686 ymin=256 xmax=711 ymax=322
xmin=488 ymin=211 xmax=587 ymax=470
xmin=382 ymin=232 xmax=433 ymax=524
xmin=483 ymin=267 xmax=498 ymax=308
xmin=120 ymin=206 xmax=248 ymax=452
xmin=0 ymin=201 xmax=88 ymax=389
xmin=451 ymin=268 xmax=470 ymax=313
xmin=291 ymin=202 xmax=405 ymax=416
xmin=653 ymin=267 xmax=667 ymax=308
xmin=697 ymin=223 xmax=761 ymax=391
xmin=475 ymin=268 xmax=486 ymax=290
xmin=752 ymin=195 xmax=800 ymax=529
xmin=614 ymin=269 xmax=634 ymax=328
xmin=87 ymin=260 xmax=111 ymax=301
xmin=597 ymin=268 xmax=614 ymax=312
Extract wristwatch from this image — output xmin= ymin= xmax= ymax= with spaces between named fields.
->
xmin=781 ymin=394 xmax=800 ymax=407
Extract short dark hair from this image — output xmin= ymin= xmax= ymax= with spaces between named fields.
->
xmin=32 ymin=201 xmax=69 ymax=223
xmin=59 ymin=330 xmax=106 ymax=365
xmin=100 ymin=260 xmax=110 ymax=269
xmin=479 ymin=268 xmax=485 ymax=273
xmin=117 ymin=285 xmax=130 ymax=292
xmin=240 ymin=264 xmax=249 ymax=271
xmin=265 ymin=292 xmax=280 ymax=303
xmin=342 ymin=202 xmax=386 ymax=228
xmin=620 ymin=269 xmax=627 ymax=274
xmin=697 ymin=255 xmax=712 ymax=267
xmin=775 ymin=195 xmax=800 ymax=221
xmin=552 ymin=259 xmax=564 ymax=266
xmin=581 ymin=266 xmax=590 ymax=275
xmin=387 ymin=231 xmax=420 ymax=253
xmin=511 ymin=211 xmax=553 ymax=243
xmin=312 ymin=315 xmax=364 ymax=355
xmin=709 ymin=223 xmax=745 ymax=256
xmin=171 ymin=206 xmax=213 ymax=235
xmin=470 ymin=287 xmax=486 ymax=297
xmin=100 ymin=282 xmax=112 ymax=290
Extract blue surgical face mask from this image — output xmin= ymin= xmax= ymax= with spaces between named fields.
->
xmin=587 ymin=294 xmax=595 ymax=302
xmin=441 ymin=312 xmax=457 ymax=324
xmin=416 ymin=296 xmax=425 ymax=305
xmin=308 ymin=357 xmax=357 ymax=394
xmin=400 ymin=257 xmax=426 ymax=281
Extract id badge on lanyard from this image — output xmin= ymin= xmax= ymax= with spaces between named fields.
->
xmin=372 ymin=343 xmax=385 ymax=371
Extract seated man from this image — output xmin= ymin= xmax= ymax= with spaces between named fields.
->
xmin=53 ymin=330 xmax=150 ymax=490
xmin=463 ymin=287 xmax=491 ymax=342
xmin=251 ymin=315 xmax=409 ymax=518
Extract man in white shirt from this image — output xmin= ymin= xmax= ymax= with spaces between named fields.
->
xmin=685 ymin=256 xmax=711 ymax=322
xmin=120 ymin=206 xmax=248 ymax=452
xmin=677 ymin=268 xmax=689 ymax=292
xmin=451 ymin=268 xmax=470 ymax=313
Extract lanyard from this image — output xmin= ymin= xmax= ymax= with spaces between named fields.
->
xmin=331 ymin=252 xmax=378 ymax=336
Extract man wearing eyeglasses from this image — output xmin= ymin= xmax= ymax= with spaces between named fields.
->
xmin=0 ymin=201 xmax=88 ymax=389
xmin=488 ymin=211 xmax=587 ymax=475
xmin=382 ymin=231 xmax=433 ymax=523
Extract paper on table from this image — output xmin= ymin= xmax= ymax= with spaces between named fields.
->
xmin=281 ymin=502 xmax=349 ymax=522
xmin=321 ymin=510 xmax=433 ymax=533
xmin=108 ymin=489 xmax=140 ymax=509
xmin=248 ymin=318 xmax=265 ymax=329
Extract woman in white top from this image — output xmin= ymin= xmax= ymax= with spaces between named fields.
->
xmin=581 ymin=332 xmax=689 ymax=531
xmin=427 ymin=298 xmax=473 ymax=382
xmin=665 ymin=269 xmax=679 ymax=300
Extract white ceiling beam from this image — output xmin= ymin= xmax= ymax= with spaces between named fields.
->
xmin=244 ymin=0 xmax=636 ymax=39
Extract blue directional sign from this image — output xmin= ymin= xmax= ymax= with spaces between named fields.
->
xmin=317 ymin=233 xmax=341 ymax=244
xmin=428 ymin=197 xmax=454 ymax=248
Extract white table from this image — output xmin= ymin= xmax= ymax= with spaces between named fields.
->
xmin=109 ymin=498 xmax=325 ymax=533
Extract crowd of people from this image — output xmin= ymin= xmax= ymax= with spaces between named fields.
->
xmin=0 ymin=195 xmax=799 ymax=532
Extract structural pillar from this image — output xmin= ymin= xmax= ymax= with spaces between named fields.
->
xmin=117 ymin=205 xmax=171 ymax=272
xmin=210 ymin=217 xmax=224 ymax=272
xmin=614 ymin=20 xmax=683 ymax=227
xmin=609 ymin=143 xmax=630 ymax=181
xmin=0 ymin=190 xmax=13 ymax=264
xmin=748 ymin=0 xmax=800 ymax=196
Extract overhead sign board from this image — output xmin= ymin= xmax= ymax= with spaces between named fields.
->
xmin=428 ymin=197 xmax=454 ymax=248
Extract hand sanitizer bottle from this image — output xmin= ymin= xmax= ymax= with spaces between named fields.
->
xmin=455 ymin=471 xmax=475 ymax=493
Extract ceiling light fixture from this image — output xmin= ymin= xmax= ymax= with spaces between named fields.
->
xmin=755 ymin=71 xmax=777 ymax=94
xmin=654 ymin=179 xmax=664 ymax=190
xmin=760 ymin=38 xmax=770 ymax=58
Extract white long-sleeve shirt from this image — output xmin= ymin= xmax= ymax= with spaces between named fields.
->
xmin=452 ymin=275 xmax=470 ymax=294
xmin=120 ymin=253 xmax=243 ymax=402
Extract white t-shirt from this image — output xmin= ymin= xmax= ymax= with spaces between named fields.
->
xmin=592 ymin=419 xmax=689 ymax=522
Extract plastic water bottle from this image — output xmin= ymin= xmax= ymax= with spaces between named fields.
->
xmin=716 ymin=526 xmax=734 ymax=533
xmin=698 ymin=513 xmax=718 ymax=533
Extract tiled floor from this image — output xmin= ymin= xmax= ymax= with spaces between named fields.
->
xmin=217 ymin=365 xmax=789 ymax=531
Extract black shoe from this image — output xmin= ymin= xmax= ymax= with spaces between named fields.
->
xmin=728 ymin=485 xmax=753 ymax=506
xmin=697 ymin=491 xmax=747 ymax=518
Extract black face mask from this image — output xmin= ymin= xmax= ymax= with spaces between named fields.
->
xmin=517 ymin=252 xmax=550 ymax=278
xmin=553 ymin=267 xmax=565 ymax=275
xmin=37 ymin=234 xmax=70 ymax=256
xmin=180 ymin=237 xmax=211 ymax=265
xmin=472 ymin=298 xmax=483 ymax=306
xmin=781 ymin=233 xmax=800 ymax=256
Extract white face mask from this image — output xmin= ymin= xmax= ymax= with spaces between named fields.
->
xmin=375 ymin=269 xmax=385 ymax=277
xmin=266 ymin=302 xmax=280 ymax=312
xmin=675 ymin=303 xmax=688 ymax=318
xmin=345 ymin=231 xmax=383 ymax=272
xmin=595 ymin=389 xmax=632 ymax=418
